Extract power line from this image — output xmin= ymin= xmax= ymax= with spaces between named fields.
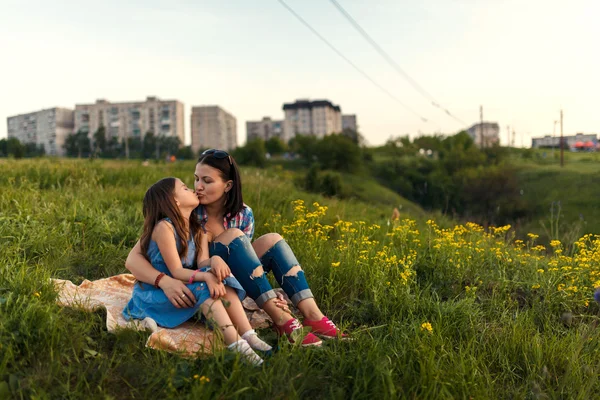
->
xmin=328 ymin=0 xmax=467 ymax=126
xmin=277 ymin=0 xmax=429 ymax=123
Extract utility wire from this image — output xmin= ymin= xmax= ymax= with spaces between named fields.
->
xmin=328 ymin=0 xmax=467 ymax=126
xmin=278 ymin=0 xmax=429 ymax=123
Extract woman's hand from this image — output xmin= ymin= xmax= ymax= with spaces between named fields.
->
xmin=209 ymin=255 xmax=231 ymax=282
xmin=205 ymin=273 xmax=227 ymax=299
xmin=158 ymin=275 xmax=196 ymax=308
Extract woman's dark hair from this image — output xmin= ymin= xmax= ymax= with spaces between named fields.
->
xmin=140 ymin=177 xmax=203 ymax=262
xmin=196 ymin=152 xmax=244 ymax=219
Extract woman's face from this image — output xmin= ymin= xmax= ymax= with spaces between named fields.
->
xmin=194 ymin=163 xmax=231 ymax=207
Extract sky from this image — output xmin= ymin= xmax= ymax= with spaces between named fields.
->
xmin=0 ymin=0 xmax=598 ymax=147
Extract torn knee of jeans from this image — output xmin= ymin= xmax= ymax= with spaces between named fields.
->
xmin=285 ymin=265 xmax=302 ymax=277
xmin=249 ymin=265 xmax=264 ymax=280
xmin=280 ymin=265 xmax=303 ymax=285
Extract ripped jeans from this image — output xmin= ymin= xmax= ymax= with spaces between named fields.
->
xmin=209 ymin=235 xmax=314 ymax=308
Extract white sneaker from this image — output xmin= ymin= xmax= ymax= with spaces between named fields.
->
xmin=227 ymin=339 xmax=264 ymax=366
xmin=242 ymin=329 xmax=273 ymax=353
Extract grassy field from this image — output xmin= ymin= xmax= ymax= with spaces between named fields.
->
xmin=2 ymin=158 xmax=600 ymax=399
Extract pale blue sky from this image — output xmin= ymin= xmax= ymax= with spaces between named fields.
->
xmin=1 ymin=0 xmax=597 ymax=146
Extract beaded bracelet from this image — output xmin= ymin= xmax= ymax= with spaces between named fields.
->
xmin=154 ymin=272 xmax=166 ymax=288
xmin=188 ymin=269 xmax=201 ymax=284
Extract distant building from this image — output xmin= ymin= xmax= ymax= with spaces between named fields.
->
xmin=191 ymin=106 xmax=237 ymax=153
xmin=246 ymin=117 xmax=284 ymax=142
xmin=7 ymin=107 xmax=74 ymax=156
xmin=532 ymin=133 xmax=598 ymax=149
xmin=282 ymin=99 xmax=342 ymax=142
xmin=342 ymin=114 xmax=358 ymax=132
xmin=74 ymin=96 xmax=184 ymax=144
xmin=467 ymin=122 xmax=500 ymax=148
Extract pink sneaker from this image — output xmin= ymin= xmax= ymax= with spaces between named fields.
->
xmin=303 ymin=317 xmax=348 ymax=340
xmin=275 ymin=318 xmax=322 ymax=347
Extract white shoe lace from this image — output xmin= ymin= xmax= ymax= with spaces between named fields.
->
xmin=289 ymin=318 xmax=302 ymax=331
xmin=325 ymin=319 xmax=337 ymax=330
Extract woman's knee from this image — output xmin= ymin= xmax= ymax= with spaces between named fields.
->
xmin=214 ymin=228 xmax=245 ymax=245
xmin=252 ymin=233 xmax=283 ymax=258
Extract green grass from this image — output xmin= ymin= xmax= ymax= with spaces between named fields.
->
xmin=1 ymin=158 xmax=600 ymax=399
xmin=510 ymin=154 xmax=600 ymax=245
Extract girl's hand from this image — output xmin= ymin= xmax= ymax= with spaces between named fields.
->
xmin=205 ymin=273 xmax=226 ymax=299
xmin=210 ymin=256 xmax=231 ymax=282
xmin=273 ymin=292 xmax=291 ymax=314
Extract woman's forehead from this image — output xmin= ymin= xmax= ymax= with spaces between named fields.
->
xmin=195 ymin=163 xmax=221 ymax=177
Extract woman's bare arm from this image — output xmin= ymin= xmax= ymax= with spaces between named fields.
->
xmin=125 ymin=238 xmax=195 ymax=308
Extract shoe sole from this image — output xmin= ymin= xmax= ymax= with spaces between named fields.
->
xmin=301 ymin=340 xmax=323 ymax=347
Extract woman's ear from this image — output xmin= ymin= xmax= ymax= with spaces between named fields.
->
xmin=225 ymin=180 xmax=233 ymax=192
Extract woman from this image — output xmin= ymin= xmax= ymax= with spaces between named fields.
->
xmin=126 ymin=149 xmax=345 ymax=346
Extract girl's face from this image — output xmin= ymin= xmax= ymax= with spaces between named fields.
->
xmin=173 ymin=178 xmax=199 ymax=209
xmin=194 ymin=163 xmax=232 ymax=207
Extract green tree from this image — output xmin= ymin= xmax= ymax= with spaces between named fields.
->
xmin=104 ymin=136 xmax=121 ymax=158
xmin=341 ymin=128 xmax=364 ymax=145
xmin=289 ymin=135 xmax=318 ymax=162
xmin=125 ymin=137 xmax=143 ymax=159
xmin=265 ymin=137 xmax=287 ymax=155
xmin=314 ymin=134 xmax=363 ymax=174
xmin=142 ymin=131 xmax=157 ymax=159
xmin=232 ymin=139 xmax=266 ymax=167
xmin=176 ymin=146 xmax=195 ymax=160
xmin=64 ymin=130 xmax=91 ymax=158
xmin=93 ymin=126 xmax=107 ymax=157
xmin=4 ymin=138 xmax=25 ymax=158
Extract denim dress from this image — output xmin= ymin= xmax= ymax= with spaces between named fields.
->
xmin=123 ymin=219 xmax=246 ymax=328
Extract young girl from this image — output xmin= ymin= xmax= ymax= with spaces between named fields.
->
xmin=122 ymin=177 xmax=271 ymax=365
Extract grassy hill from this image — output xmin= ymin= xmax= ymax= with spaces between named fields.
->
xmin=1 ymin=158 xmax=599 ymax=398
xmin=511 ymin=152 xmax=600 ymax=245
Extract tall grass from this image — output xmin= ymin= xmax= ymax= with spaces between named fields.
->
xmin=1 ymin=159 xmax=599 ymax=399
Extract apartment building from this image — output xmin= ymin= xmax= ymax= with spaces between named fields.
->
xmin=246 ymin=117 xmax=284 ymax=142
xmin=467 ymin=122 xmax=500 ymax=148
xmin=191 ymin=106 xmax=237 ymax=153
xmin=282 ymin=99 xmax=342 ymax=142
xmin=74 ymin=96 xmax=184 ymax=144
xmin=342 ymin=114 xmax=357 ymax=132
xmin=7 ymin=107 xmax=74 ymax=156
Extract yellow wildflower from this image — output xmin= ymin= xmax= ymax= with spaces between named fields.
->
xmin=331 ymin=262 xmax=341 ymax=268
xmin=420 ymin=322 xmax=433 ymax=333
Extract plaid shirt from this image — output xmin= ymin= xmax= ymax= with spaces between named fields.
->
xmin=196 ymin=204 xmax=255 ymax=240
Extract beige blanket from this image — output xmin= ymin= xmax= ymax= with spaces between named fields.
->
xmin=52 ymin=274 xmax=274 ymax=356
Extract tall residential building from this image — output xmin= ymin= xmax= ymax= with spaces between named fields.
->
xmin=246 ymin=117 xmax=284 ymax=142
xmin=282 ymin=99 xmax=342 ymax=142
xmin=7 ymin=108 xmax=74 ymax=156
xmin=342 ymin=114 xmax=358 ymax=132
xmin=74 ymin=96 xmax=184 ymax=144
xmin=191 ymin=106 xmax=237 ymax=153
xmin=467 ymin=122 xmax=500 ymax=148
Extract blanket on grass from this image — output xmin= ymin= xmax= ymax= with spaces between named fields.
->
xmin=51 ymin=274 xmax=275 ymax=356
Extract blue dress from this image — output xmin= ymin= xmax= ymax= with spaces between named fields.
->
xmin=123 ymin=219 xmax=246 ymax=328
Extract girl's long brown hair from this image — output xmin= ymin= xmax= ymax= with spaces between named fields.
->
xmin=140 ymin=177 xmax=202 ymax=264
